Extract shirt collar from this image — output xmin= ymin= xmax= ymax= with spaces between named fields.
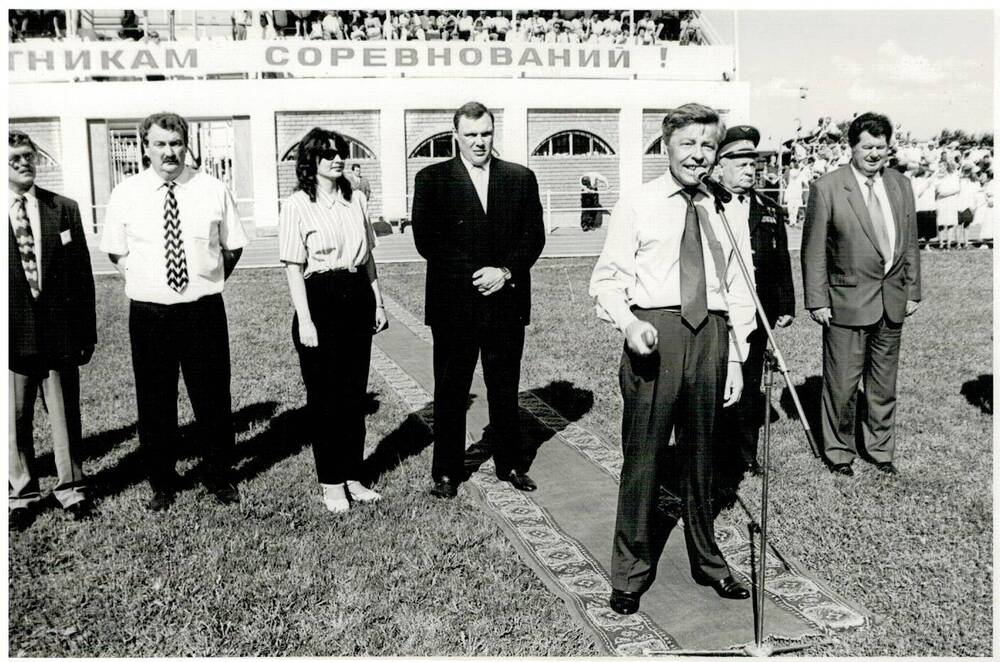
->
xmin=10 ymin=185 xmax=37 ymax=204
xmin=459 ymin=153 xmax=491 ymax=178
xmin=149 ymin=165 xmax=195 ymax=190
xmin=316 ymin=186 xmax=351 ymax=208
xmin=850 ymin=163 xmax=882 ymax=188
xmin=663 ymin=171 xmax=707 ymax=201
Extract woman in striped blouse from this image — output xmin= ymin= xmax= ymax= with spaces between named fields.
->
xmin=279 ymin=127 xmax=388 ymax=514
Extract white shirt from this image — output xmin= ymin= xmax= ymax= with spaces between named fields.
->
xmin=100 ymin=167 xmax=250 ymax=305
xmin=9 ymin=185 xmax=42 ymax=287
xmin=850 ymin=164 xmax=897 ymax=272
xmin=589 ymin=172 xmax=757 ymax=362
xmin=460 ymin=154 xmax=490 ymax=214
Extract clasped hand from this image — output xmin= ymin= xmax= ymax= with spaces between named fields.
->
xmin=473 ymin=266 xmax=506 ymax=296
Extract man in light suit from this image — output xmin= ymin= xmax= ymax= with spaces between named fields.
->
xmin=411 ymin=101 xmax=546 ymax=499
xmin=802 ymin=112 xmax=921 ymax=477
xmin=9 ymin=129 xmax=97 ymax=530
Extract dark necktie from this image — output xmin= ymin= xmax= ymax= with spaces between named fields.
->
xmin=738 ymin=193 xmax=746 ymax=204
xmin=680 ymin=189 xmax=709 ymax=330
xmin=864 ymin=178 xmax=892 ymax=259
xmin=11 ymin=194 xmax=40 ymax=298
xmin=163 ymin=181 xmax=189 ymax=292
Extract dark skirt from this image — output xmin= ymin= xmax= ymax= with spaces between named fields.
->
xmin=917 ymin=211 xmax=937 ymax=241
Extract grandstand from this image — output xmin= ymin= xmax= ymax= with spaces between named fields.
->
xmin=9 ymin=9 xmax=746 ymax=239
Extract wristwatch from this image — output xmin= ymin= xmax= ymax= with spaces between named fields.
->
xmin=500 ymin=267 xmax=512 ymax=281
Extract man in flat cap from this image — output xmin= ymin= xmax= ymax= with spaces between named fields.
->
xmin=713 ymin=126 xmax=795 ymax=500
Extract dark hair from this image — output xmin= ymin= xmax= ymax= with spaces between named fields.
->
xmin=847 ymin=112 xmax=892 ymax=147
xmin=8 ymin=129 xmax=37 ymax=153
xmin=661 ymin=103 xmax=722 ymax=143
xmin=140 ymin=112 xmax=189 ymax=146
xmin=453 ymin=101 xmax=494 ymax=131
xmin=352 ymin=163 xmax=361 ymax=171
xmin=294 ymin=127 xmax=352 ymax=203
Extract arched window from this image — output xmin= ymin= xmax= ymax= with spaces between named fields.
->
xmin=409 ymin=132 xmax=500 ymax=159
xmin=410 ymin=132 xmax=457 ymax=159
xmin=533 ymin=131 xmax=614 ymax=157
xmin=645 ymin=137 xmax=667 ymax=155
xmin=281 ymin=134 xmax=376 ymax=162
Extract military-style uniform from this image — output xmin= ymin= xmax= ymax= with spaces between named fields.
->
xmin=716 ymin=127 xmax=795 ymax=490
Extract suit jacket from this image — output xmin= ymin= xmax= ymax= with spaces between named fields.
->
xmin=801 ymin=165 xmax=921 ymax=327
xmin=411 ymin=156 xmax=545 ymax=327
xmin=746 ymin=189 xmax=795 ymax=326
xmin=9 ymin=187 xmax=97 ymax=367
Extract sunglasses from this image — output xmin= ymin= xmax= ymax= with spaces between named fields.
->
xmin=316 ymin=148 xmax=343 ymax=162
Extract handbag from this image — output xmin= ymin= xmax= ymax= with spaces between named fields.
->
xmin=958 ymin=208 xmax=974 ymax=227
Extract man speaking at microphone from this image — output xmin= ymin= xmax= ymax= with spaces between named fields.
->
xmin=590 ymin=104 xmax=757 ymax=614
xmin=714 ymin=126 xmax=795 ymax=493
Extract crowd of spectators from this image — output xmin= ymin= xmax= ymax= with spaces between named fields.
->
xmin=245 ymin=9 xmax=706 ymax=44
xmin=776 ymin=117 xmax=993 ymax=248
xmin=9 ymin=9 xmax=706 ymax=45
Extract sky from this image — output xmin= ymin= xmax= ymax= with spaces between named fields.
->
xmin=703 ymin=9 xmax=994 ymax=149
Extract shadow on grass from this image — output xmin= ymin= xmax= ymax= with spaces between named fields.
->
xmin=778 ymin=374 xmax=824 ymax=436
xmin=464 ymin=380 xmax=595 ymax=478
xmin=83 ymin=395 xmax=383 ymax=499
xmin=960 ymin=375 xmax=992 ymax=415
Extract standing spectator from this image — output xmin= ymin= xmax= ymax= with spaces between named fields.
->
xmin=291 ymin=10 xmax=312 ymax=38
xmin=270 ymin=9 xmax=290 ymax=38
xmin=118 ymin=9 xmax=144 ymax=40
xmin=279 ymin=128 xmax=388 ymax=513
xmin=579 ymin=172 xmax=609 ymax=231
xmin=973 ymin=169 xmax=994 ymax=246
xmin=912 ymin=164 xmax=938 ymax=250
xmin=934 ymin=159 xmax=961 ymax=249
xmin=321 ymin=11 xmax=343 ymax=40
xmin=457 ymin=10 xmax=474 ymax=40
xmin=99 ymin=112 xmax=250 ymax=511
xmin=259 ymin=11 xmax=277 ymax=40
xmin=784 ymin=159 xmax=808 ymax=226
xmin=956 ymin=163 xmax=978 ymax=248
xmin=231 ymin=10 xmax=251 ymax=41
xmin=9 ymin=130 xmax=98 ymax=530
xmin=347 ymin=164 xmax=372 ymax=201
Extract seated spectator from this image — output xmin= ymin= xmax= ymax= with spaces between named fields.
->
xmin=679 ymin=11 xmax=703 ymax=45
xmin=321 ymin=10 xmax=343 ymax=39
xmin=291 ymin=9 xmax=312 ymax=37
xmin=118 ymin=9 xmax=144 ymax=40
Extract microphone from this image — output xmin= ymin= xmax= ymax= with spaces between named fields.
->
xmin=697 ymin=170 xmax=733 ymax=203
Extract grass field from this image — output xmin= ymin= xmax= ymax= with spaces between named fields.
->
xmin=8 ymin=249 xmax=992 ymax=656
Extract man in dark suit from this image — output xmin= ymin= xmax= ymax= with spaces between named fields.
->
xmin=8 ymin=129 xmax=97 ymax=530
xmin=802 ymin=112 xmax=921 ymax=477
xmin=715 ymin=126 xmax=795 ymax=490
xmin=411 ymin=101 xmax=545 ymax=499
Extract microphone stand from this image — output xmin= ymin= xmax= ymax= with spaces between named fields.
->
xmin=672 ymin=186 xmax=821 ymax=658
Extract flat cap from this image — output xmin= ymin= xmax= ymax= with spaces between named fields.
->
xmin=719 ymin=125 xmax=760 ymax=159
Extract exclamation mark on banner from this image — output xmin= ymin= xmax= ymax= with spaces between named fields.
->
xmin=660 ymin=47 xmax=668 ymax=68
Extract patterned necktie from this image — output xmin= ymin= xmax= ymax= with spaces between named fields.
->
xmin=163 ymin=181 xmax=189 ymax=292
xmin=679 ymin=189 xmax=709 ymax=330
xmin=864 ymin=178 xmax=892 ymax=259
xmin=11 ymin=194 xmax=40 ymax=298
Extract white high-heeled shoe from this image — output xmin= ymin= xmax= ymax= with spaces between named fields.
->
xmin=321 ymin=483 xmax=350 ymax=513
xmin=345 ymin=480 xmax=381 ymax=504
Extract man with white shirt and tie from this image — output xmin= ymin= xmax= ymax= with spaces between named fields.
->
xmin=714 ymin=126 xmax=795 ymax=489
xmin=9 ymin=129 xmax=97 ymax=530
xmin=802 ymin=112 xmax=921 ymax=477
xmin=411 ymin=101 xmax=545 ymax=499
xmin=590 ymin=103 xmax=756 ymax=614
xmin=100 ymin=112 xmax=250 ymax=511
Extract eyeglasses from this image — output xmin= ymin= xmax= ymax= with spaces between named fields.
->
xmin=316 ymin=148 xmax=343 ymax=162
xmin=9 ymin=153 xmax=37 ymax=166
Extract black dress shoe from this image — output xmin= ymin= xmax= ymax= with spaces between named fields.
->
xmin=147 ymin=490 xmax=176 ymax=512
xmin=205 ymin=480 xmax=241 ymax=506
xmin=609 ymin=589 xmax=641 ymax=614
xmin=65 ymin=501 xmax=96 ymax=521
xmin=430 ymin=476 xmax=458 ymax=499
xmin=503 ymin=470 xmax=537 ymax=492
xmin=9 ymin=507 xmax=35 ymax=532
xmin=695 ymin=574 xmax=751 ymax=600
xmin=876 ymin=461 xmax=899 ymax=475
xmin=830 ymin=463 xmax=854 ymax=477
